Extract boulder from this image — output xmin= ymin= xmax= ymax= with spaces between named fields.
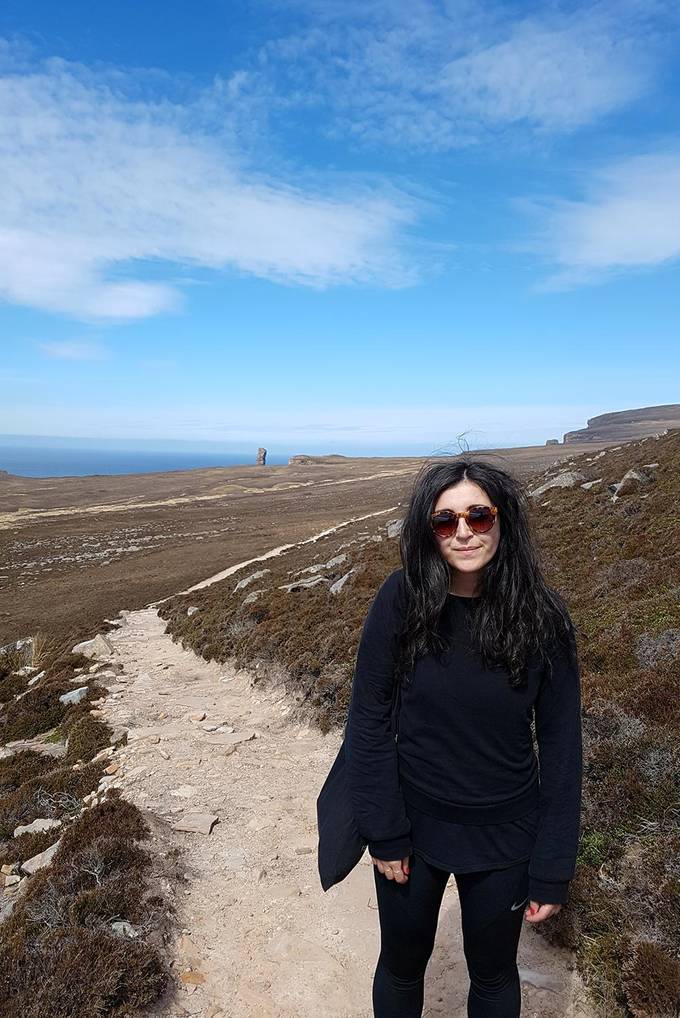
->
xmin=13 ymin=818 xmax=62 ymax=839
xmin=234 ymin=569 xmax=270 ymax=592
xmin=59 ymin=686 xmax=88 ymax=706
xmin=21 ymin=839 xmax=61 ymax=876
xmin=612 ymin=468 xmax=655 ymax=497
xmin=279 ymin=575 xmax=329 ymax=593
xmin=529 ymin=471 xmax=587 ymax=498
xmin=330 ymin=570 xmax=355 ymax=595
xmin=296 ymin=554 xmax=348 ymax=577
xmin=71 ymin=634 xmax=114 ymax=659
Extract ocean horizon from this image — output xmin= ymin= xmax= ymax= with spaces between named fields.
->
xmin=0 ymin=443 xmax=292 ymax=478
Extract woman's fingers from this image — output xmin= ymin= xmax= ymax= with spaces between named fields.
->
xmin=524 ymin=901 xmax=562 ymax=923
xmin=371 ymin=857 xmax=409 ymax=883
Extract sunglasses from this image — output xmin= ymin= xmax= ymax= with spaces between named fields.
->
xmin=430 ymin=505 xmax=498 ymax=538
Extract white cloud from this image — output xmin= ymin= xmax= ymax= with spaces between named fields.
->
xmin=527 ymin=151 xmax=680 ymax=287
xmin=440 ymin=15 xmax=648 ymax=132
xmin=38 ymin=339 xmax=109 ymax=360
xmin=0 ymin=49 xmax=419 ymax=322
xmin=250 ymin=0 xmax=675 ymax=149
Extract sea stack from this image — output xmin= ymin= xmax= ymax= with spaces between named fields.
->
xmin=256 ymin=447 xmax=267 ymax=465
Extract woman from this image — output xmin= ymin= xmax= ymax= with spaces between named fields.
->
xmin=344 ymin=458 xmax=583 ymax=1018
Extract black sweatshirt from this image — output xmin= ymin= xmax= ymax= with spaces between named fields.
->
xmin=345 ymin=568 xmax=583 ymax=904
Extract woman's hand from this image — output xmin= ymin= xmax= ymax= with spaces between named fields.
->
xmin=371 ymin=855 xmax=411 ymax=884
xmin=524 ymin=900 xmax=562 ymax=923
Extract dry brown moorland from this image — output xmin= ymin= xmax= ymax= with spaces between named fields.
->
xmin=0 ymin=442 xmax=610 ymax=648
xmin=1 ymin=421 xmax=678 ymax=1017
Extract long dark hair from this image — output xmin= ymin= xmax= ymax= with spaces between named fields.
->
xmin=395 ymin=458 xmax=574 ymax=688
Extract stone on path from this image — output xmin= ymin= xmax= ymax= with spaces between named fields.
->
xmin=71 ymin=633 xmax=114 ymax=659
xmin=172 ymin=813 xmax=219 ymax=836
xmin=221 ymin=846 xmax=249 ymax=871
xmin=127 ymin=726 xmax=164 ymax=742
xmin=170 ymin=785 xmax=197 ymax=799
xmin=180 ymin=969 xmax=207 ymax=985
xmin=201 ymin=730 xmax=256 ymax=748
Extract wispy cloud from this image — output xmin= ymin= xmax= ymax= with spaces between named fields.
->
xmin=248 ymin=0 xmax=676 ymax=149
xmin=524 ymin=150 xmax=680 ymax=288
xmin=38 ymin=339 xmax=109 ymax=360
xmin=0 ymin=46 xmax=419 ymax=322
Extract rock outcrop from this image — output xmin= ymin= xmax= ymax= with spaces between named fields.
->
xmin=563 ymin=404 xmax=680 ymax=444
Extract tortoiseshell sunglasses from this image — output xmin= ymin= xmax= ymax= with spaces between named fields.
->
xmin=430 ymin=505 xmax=498 ymax=538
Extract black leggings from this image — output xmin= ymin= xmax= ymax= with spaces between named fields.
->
xmin=372 ymin=853 xmax=530 ymax=1017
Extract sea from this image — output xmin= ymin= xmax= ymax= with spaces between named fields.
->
xmin=0 ymin=443 xmax=291 ymax=478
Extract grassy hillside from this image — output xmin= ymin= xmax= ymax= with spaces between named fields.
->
xmin=0 ymin=637 xmax=171 ymax=1017
xmin=160 ymin=429 xmax=680 ymax=1018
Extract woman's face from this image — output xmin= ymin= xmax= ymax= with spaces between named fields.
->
xmin=432 ymin=479 xmax=501 ymax=584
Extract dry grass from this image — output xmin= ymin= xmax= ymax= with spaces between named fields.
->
xmin=0 ymin=793 xmax=169 ymax=1018
xmin=30 ymin=631 xmax=60 ymax=670
xmin=0 ymin=638 xmax=169 ymax=1018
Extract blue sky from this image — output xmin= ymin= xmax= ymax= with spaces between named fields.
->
xmin=2 ymin=0 xmax=679 ymax=455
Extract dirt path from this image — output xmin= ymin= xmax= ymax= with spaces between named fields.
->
xmin=96 ymin=561 xmax=596 ymax=1017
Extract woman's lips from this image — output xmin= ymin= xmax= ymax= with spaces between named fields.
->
xmin=455 ymin=547 xmax=480 ymax=554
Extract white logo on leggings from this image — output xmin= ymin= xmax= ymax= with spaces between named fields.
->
xmin=510 ymin=896 xmax=529 ymax=911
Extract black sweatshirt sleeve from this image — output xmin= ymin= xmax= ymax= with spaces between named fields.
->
xmin=344 ymin=569 xmax=413 ymax=861
xmin=529 ymin=621 xmax=583 ymax=905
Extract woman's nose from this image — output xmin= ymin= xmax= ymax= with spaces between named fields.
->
xmin=456 ymin=516 xmax=474 ymax=538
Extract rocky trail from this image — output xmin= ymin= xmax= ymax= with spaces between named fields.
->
xmin=92 ymin=557 xmax=596 ymax=1018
